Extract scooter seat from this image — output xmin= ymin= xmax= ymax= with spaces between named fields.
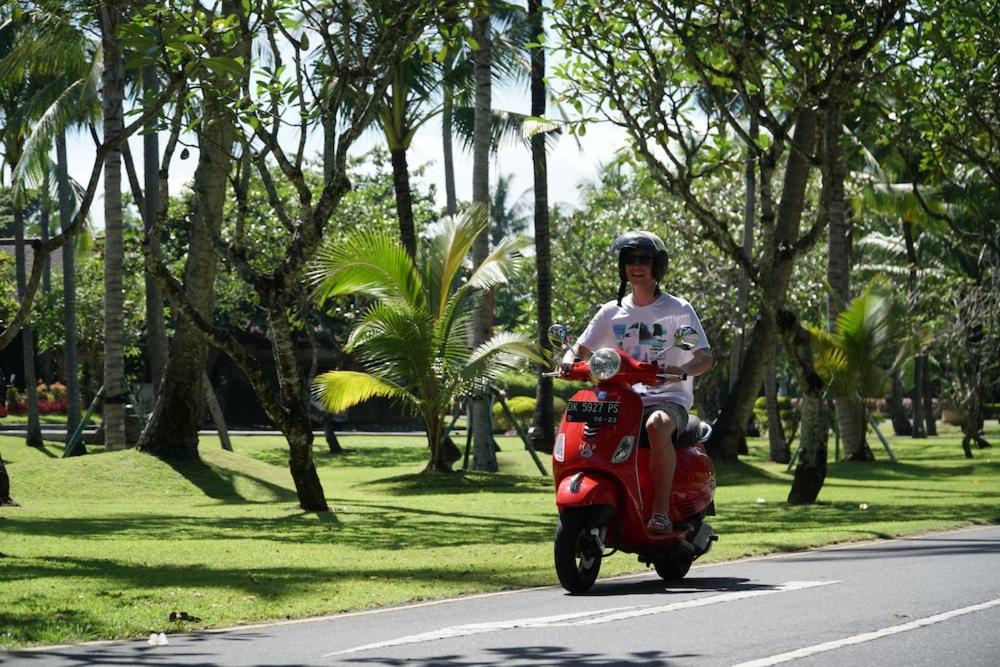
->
xmin=638 ymin=414 xmax=712 ymax=448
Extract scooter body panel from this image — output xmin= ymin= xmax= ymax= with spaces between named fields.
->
xmin=555 ymin=471 xmax=618 ymax=509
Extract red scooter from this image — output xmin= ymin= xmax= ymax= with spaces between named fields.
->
xmin=546 ymin=325 xmax=717 ymax=594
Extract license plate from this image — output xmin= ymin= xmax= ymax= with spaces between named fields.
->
xmin=566 ymin=400 xmax=620 ymax=424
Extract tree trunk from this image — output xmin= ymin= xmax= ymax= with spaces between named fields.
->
xmin=203 ymin=371 xmax=232 ymax=452
xmin=323 ymin=416 xmax=343 ymax=454
xmin=911 ymin=354 xmax=927 ymax=438
xmin=528 ymin=0 xmax=554 ymax=454
xmin=442 ymin=71 xmax=458 ymax=217
xmin=709 ymin=109 xmax=817 ymax=461
xmin=777 ymin=308 xmax=829 ymax=504
xmin=470 ymin=7 xmax=497 ymax=472
xmin=267 ymin=301 xmax=328 ymax=510
xmin=56 ymin=132 xmax=82 ymax=441
xmin=390 ymin=146 xmax=417 ymax=260
xmin=888 ymin=369 xmax=913 ymax=436
xmin=922 ymin=360 xmax=937 ymax=435
xmin=286 ymin=416 xmax=327 ymax=510
xmin=822 ymin=103 xmax=867 ymax=461
xmin=101 ymin=1 xmax=127 ymax=451
xmin=12 ymin=205 xmax=43 ymax=447
xmin=902 ymin=217 xmax=927 ymax=438
xmin=765 ymin=349 xmax=789 ymax=462
xmin=0 ymin=450 xmax=15 ymax=506
xmin=39 ymin=170 xmax=53 ymax=384
xmin=711 ymin=315 xmax=771 ymax=459
xmin=139 ymin=74 xmax=236 ymax=460
xmin=788 ymin=395 xmax=829 ymax=504
xmin=730 ymin=115 xmax=758 ymax=394
xmin=143 ymin=63 xmax=168 ymax=395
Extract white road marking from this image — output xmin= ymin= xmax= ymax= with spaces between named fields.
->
xmin=322 ymin=606 xmax=639 ymax=656
xmin=732 ymin=597 xmax=1000 ymax=667
xmin=566 ymin=580 xmax=838 ymax=625
xmin=324 ymin=580 xmax=838 ymax=657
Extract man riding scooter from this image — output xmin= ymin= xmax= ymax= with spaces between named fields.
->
xmin=560 ymin=231 xmax=714 ymax=535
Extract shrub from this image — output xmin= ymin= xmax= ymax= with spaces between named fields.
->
xmin=492 ymin=396 xmax=567 ymax=433
xmin=753 ymin=395 xmax=800 ymax=442
xmin=495 ymin=372 xmax=585 ymax=402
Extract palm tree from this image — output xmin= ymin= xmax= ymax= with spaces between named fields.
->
xmin=377 ymin=56 xmax=441 ymax=259
xmin=310 ymin=208 xmax=543 ymax=472
xmin=5 ymin=5 xmax=101 ymax=448
xmin=440 ymin=1 xmax=532 ymax=210
xmin=470 ymin=4 xmax=495 ymax=471
xmin=99 ymin=1 xmax=127 ymax=451
xmin=527 ymin=0 xmax=553 ymax=453
xmin=809 ymin=277 xmax=924 ymax=461
xmin=0 ymin=11 xmax=50 ymax=447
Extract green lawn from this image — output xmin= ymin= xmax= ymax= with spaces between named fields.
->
xmin=1 ymin=423 xmax=998 ymax=649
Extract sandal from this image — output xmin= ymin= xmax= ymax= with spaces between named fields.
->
xmin=646 ymin=513 xmax=673 ymax=534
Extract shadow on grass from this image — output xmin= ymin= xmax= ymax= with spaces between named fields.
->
xmin=250 ymin=445 xmax=430 ymax=470
xmin=165 ymin=458 xmax=298 ymax=504
xmin=713 ymin=460 xmax=791 ymax=486
xmin=365 ymin=471 xmax=551 ymax=496
xmin=714 ymin=495 xmax=1000 ymax=537
xmin=0 ymin=494 xmax=553 ymax=553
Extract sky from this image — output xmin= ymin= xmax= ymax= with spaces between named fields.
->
xmin=63 ymin=86 xmax=629 ymax=232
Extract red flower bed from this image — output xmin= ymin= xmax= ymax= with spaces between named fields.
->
xmin=3 ymin=399 xmax=69 ymax=415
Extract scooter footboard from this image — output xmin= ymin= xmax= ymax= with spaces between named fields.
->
xmin=556 ymin=471 xmax=619 ymax=510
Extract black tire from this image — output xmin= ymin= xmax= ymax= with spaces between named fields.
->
xmin=654 ymin=554 xmax=692 ymax=581
xmin=554 ymin=510 xmax=603 ymax=594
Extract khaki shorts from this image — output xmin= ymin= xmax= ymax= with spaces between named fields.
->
xmin=641 ymin=402 xmax=689 ymax=447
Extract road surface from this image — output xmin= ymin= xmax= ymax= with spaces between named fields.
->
xmin=5 ymin=525 xmax=1000 ymax=666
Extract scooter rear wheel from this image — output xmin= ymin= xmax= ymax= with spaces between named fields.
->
xmin=554 ymin=510 xmax=603 ymax=594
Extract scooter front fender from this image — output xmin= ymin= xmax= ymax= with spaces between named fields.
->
xmin=556 ymin=471 xmax=619 ymax=511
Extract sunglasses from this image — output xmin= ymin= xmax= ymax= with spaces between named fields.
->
xmin=624 ymin=254 xmax=654 ymax=266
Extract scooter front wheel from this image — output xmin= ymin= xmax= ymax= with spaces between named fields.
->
xmin=653 ymin=554 xmax=692 ymax=581
xmin=554 ymin=509 xmax=603 ymax=594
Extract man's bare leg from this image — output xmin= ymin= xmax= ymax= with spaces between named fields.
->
xmin=646 ymin=410 xmax=677 ymax=533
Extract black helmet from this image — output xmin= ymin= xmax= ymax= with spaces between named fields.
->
xmin=611 ymin=231 xmax=669 ymax=305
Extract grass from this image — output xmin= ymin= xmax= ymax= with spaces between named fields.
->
xmin=1 ymin=423 xmax=998 ymax=649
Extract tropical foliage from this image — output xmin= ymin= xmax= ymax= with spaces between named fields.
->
xmin=310 ymin=208 xmax=543 ymax=471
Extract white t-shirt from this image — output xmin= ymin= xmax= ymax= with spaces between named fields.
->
xmin=576 ymin=292 xmax=710 ymax=409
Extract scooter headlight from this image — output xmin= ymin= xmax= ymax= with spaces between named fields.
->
xmin=611 ymin=435 xmax=635 ymax=463
xmin=553 ymin=432 xmax=565 ymax=462
xmin=589 ymin=347 xmax=621 ymax=381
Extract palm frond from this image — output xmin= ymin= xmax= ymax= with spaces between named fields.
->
xmin=347 ymin=301 xmax=433 ymax=383
xmin=311 ymin=370 xmax=415 ymax=414
xmin=309 ymin=229 xmax=426 ymax=310
xmin=855 ymin=232 xmax=905 ymax=257
xmin=13 ymin=76 xmax=99 ymax=203
xmin=466 ymin=232 xmax=530 ymax=291
xmin=453 ymin=106 xmax=561 ymax=153
xmin=462 ymin=331 xmax=544 ymax=383
xmin=427 ymin=206 xmax=486 ymax=315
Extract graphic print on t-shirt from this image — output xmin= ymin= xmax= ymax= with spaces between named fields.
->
xmin=613 ymin=316 xmax=678 ymax=365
